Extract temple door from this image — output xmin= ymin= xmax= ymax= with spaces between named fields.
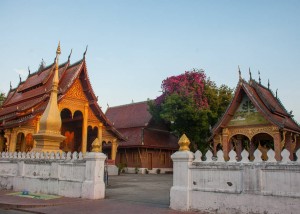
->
xmin=148 ymin=153 xmax=153 ymax=170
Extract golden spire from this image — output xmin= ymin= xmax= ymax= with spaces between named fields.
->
xmin=178 ymin=134 xmax=191 ymax=151
xmin=32 ymin=43 xmax=66 ymax=153
xmin=56 ymin=41 xmax=61 ymax=55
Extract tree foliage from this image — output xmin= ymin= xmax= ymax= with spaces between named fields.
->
xmin=148 ymin=69 xmax=233 ymax=152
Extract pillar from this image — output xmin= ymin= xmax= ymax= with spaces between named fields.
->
xmin=98 ymin=123 xmax=103 ymax=152
xmin=285 ymin=132 xmax=293 ymax=161
xmin=81 ymin=103 xmax=88 ymax=153
xmin=170 ymin=135 xmax=194 ymax=211
xmin=111 ymin=139 xmax=118 ymax=161
xmin=273 ymin=131 xmax=282 ymax=161
xmin=9 ymin=130 xmax=17 ymax=152
xmin=82 ymin=152 xmax=107 ymax=199
xmin=222 ymin=129 xmax=230 ymax=161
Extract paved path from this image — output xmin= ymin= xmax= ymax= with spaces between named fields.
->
xmin=0 ymin=174 xmax=200 ymax=214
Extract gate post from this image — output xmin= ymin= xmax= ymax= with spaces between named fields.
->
xmin=170 ymin=134 xmax=194 ymax=211
xmin=82 ymin=139 xmax=107 ymax=199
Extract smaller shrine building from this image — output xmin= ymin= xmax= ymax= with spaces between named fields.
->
xmin=210 ymin=71 xmax=300 ymax=161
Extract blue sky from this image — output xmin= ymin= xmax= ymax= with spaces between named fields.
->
xmin=1 ymin=0 xmax=300 ymax=122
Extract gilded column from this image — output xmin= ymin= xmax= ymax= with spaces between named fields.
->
xmin=273 ymin=131 xmax=282 ymax=161
xmin=9 ymin=130 xmax=17 ymax=152
xmin=81 ymin=103 xmax=89 ymax=153
xmin=111 ymin=138 xmax=118 ymax=161
xmin=98 ymin=123 xmax=103 ymax=152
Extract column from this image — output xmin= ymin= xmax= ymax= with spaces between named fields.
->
xmin=98 ymin=123 xmax=103 ymax=152
xmin=285 ymin=132 xmax=293 ymax=161
xmin=222 ymin=129 xmax=230 ymax=161
xmin=33 ymin=116 xmax=41 ymax=149
xmin=81 ymin=103 xmax=88 ymax=153
xmin=273 ymin=131 xmax=282 ymax=161
xmin=111 ymin=139 xmax=118 ymax=161
xmin=9 ymin=130 xmax=17 ymax=152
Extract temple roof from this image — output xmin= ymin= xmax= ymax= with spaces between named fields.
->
xmin=105 ymin=101 xmax=178 ymax=149
xmin=105 ymin=101 xmax=152 ymax=129
xmin=211 ymin=76 xmax=300 ymax=135
xmin=0 ymin=55 xmax=124 ymax=140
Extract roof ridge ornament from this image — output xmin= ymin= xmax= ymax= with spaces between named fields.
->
xmin=238 ymin=66 xmax=241 ymax=80
xmin=68 ymin=49 xmax=73 ymax=61
xmin=83 ymin=45 xmax=88 ymax=58
xmin=276 ymin=89 xmax=278 ymax=98
xmin=249 ymin=67 xmax=252 ymax=81
xmin=10 ymin=81 xmax=12 ymax=90
xmin=19 ymin=74 xmax=21 ymax=83
xmin=268 ymin=79 xmax=270 ymax=89
xmin=28 ymin=66 xmax=31 ymax=76
xmin=258 ymin=70 xmax=261 ymax=84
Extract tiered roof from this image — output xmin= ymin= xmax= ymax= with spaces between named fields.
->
xmin=212 ymin=75 xmax=300 ymax=135
xmin=105 ymin=101 xmax=178 ymax=149
xmin=0 ymin=55 xmax=124 ymax=140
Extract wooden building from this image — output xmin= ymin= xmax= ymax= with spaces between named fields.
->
xmin=0 ymin=47 xmax=124 ymax=162
xmin=210 ymin=71 xmax=300 ymax=161
xmin=105 ymin=101 xmax=178 ymax=173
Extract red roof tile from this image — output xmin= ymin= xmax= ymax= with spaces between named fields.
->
xmin=105 ymin=101 xmax=152 ymax=129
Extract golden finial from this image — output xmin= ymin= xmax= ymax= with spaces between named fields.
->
xmin=91 ymin=138 xmax=101 ymax=152
xmin=178 ymin=134 xmax=190 ymax=151
xmin=56 ymin=41 xmax=61 ymax=55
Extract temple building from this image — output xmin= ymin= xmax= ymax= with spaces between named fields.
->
xmin=210 ymin=70 xmax=300 ymax=161
xmin=105 ymin=101 xmax=178 ymax=173
xmin=0 ymin=45 xmax=125 ymax=164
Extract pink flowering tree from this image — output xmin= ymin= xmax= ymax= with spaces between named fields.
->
xmin=149 ymin=69 xmax=232 ymax=152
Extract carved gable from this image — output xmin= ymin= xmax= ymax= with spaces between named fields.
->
xmin=228 ymin=95 xmax=269 ymax=126
xmin=64 ymin=79 xmax=88 ymax=102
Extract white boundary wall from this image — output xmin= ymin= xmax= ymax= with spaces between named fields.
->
xmin=0 ymin=151 xmax=106 ymax=199
xmin=170 ymin=148 xmax=300 ymax=214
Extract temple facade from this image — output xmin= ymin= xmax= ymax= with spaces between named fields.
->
xmin=105 ymin=101 xmax=178 ymax=173
xmin=0 ymin=46 xmax=124 ymax=163
xmin=210 ymin=71 xmax=300 ymax=161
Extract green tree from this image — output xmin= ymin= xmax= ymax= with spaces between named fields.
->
xmin=148 ymin=69 xmax=233 ymax=153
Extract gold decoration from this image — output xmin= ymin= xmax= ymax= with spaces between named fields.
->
xmin=56 ymin=41 xmax=61 ymax=55
xmin=91 ymin=138 xmax=101 ymax=152
xmin=178 ymin=134 xmax=190 ymax=151
xmin=64 ymin=79 xmax=88 ymax=101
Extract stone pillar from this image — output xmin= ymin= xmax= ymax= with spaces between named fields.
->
xmin=81 ymin=103 xmax=89 ymax=153
xmin=98 ymin=123 xmax=103 ymax=152
xmin=170 ymin=135 xmax=194 ymax=211
xmin=81 ymin=152 xmax=107 ymax=199
xmin=111 ymin=139 xmax=118 ymax=161
xmin=273 ymin=131 xmax=282 ymax=161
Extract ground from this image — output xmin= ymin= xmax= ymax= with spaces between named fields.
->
xmin=0 ymin=174 xmax=200 ymax=214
